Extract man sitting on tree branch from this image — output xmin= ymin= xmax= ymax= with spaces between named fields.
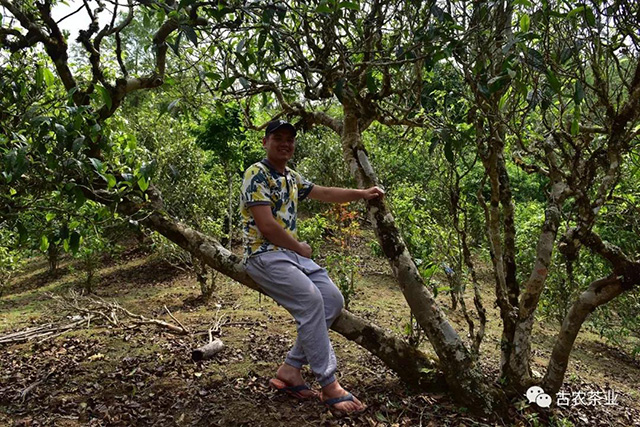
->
xmin=240 ymin=120 xmax=383 ymax=414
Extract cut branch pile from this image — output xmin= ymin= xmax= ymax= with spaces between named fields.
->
xmin=0 ymin=291 xmax=231 ymax=363
xmin=0 ymin=316 xmax=92 ymax=344
xmin=48 ymin=290 xmax=191 ymax=335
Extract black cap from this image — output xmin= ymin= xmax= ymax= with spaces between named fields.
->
xmin=264 ymin=119 xmax=296 ymax=137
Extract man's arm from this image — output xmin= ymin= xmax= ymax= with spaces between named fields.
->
xmin=249 ymin=205 xmax=312 ymax=257
xmin=308 ymin=185 xmax=385 ymax=203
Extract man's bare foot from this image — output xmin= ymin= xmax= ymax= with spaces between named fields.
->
xmin=275 ymin=363 xmax=317 ymax=399
xmin=320 ymin=380 xmax=365 ymax=414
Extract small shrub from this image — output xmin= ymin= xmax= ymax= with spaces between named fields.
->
xmin=326 ymin=254 xmax=360 ymax=310
xmin=75 ymin=234 xmax=109 ymax=293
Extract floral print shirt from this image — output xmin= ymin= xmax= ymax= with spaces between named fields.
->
xmin=240 ymin=159 xmax=314 ymax=260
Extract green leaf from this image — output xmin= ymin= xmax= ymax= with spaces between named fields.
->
xmin=40 ymin=235 xmax=49 ymax=252
xmin=182 ymin=25 xmax=198 ymax=47
xmin=444 ymin=139 xmax=454 ymax=164
xmin=97 ymin=84 xmax=112 ymax=109
xmin=139 ymin=160 xmax=156 ymax=178
xmin=338 ymin=1 xmax=359 ymax=10
xmin=272 ymin=32 xmax=281 ymax=56
xmin=89 ymin=157 xmax=104 ymax=173
xmin=257 ymin=32 xmax=266 ymax=51
xmin=546 ymin=70 xmax=561 ymax=94
xmin=43 ymin=67 xmax=55 ymax=87
xmin=36 ymin=66 xmax=44 ymax=88
xmin=105 ymin=174 xmax=117 ymax=189
xmin=524 ymin=48 xmax=546 ymax=72
xmin=574 ymin=80 xmax=585 ymax=104
xmin=558 ymin=47 xmax=574 ymax=64
xmin=73 ymin=187 xmax=86 ymax=208
xmin=585 ymin=7 xmax=596 ymax=26
xmin=478 ymin=83 xmax=490 ymax=98
xmin=567 ymin=5 xmax=596 ymax=26
xmin=73 ymin=114 xmax=83 ymax=130
xmin=219 ymin=77 xmax=235 ymax=91
xmin=46 ymin=212 xmax=56 ymax=222
xmin=262 ymin=8 xmax=275 ymax=24
xmin=72 ymin=136 xmax=85 ymax=154
xmin=54 ymin=123 xmax=67 ymax=137
xmin=488 ymin=75 xmax=510 ymax=94
xmin=566 ymin=6 xmax=585 ymax=19
xmin=238 ymin=76 xmax=251 ymax=89
xmin=520 ymin=14 xmax=530 ymax=32
xmin=499 ymin=87 xmax=512 ymax=110
xmin=91 ymin=123 xmax=101 ymax=138
xmin=179 ymin=0 xmax=196 ymax=8
xmin=274 ymin=5 xmax=286 ymax=20
xmin=138 ymin=176 xmax=149 ymax=192
xmin=315 ymin=4 xmax=332 ymax=13
xmin=571 ymin=118 xmax=579 ymax=136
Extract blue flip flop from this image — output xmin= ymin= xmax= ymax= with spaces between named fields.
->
xmin=322 ymin=392 xmax=365 ymax=415
xmin=269 ymin=378 xmax=318 ymax=400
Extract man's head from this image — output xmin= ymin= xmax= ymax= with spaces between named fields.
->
xmin=262 ymin=120 xmax=296 ymax=165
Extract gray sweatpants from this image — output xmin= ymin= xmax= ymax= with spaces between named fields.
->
xmin=245 ymin=250 xmax=344 ymax=387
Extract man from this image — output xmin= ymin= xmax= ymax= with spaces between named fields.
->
xmin=240 ymin=119 xmax=384 ymax=414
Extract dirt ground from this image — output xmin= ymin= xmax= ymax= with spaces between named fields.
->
xmin=1 ymin=243 xmax=640 ymax=426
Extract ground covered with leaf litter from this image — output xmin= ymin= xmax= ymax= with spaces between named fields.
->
xmin=1 ymin=248 xmax=640 ymax=426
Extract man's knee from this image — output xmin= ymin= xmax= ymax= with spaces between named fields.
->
xmin=299 ymin=286 xmax=325 ymax=311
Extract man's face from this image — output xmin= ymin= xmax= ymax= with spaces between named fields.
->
xmin=263 ymin=127 xmax=295 ymax=163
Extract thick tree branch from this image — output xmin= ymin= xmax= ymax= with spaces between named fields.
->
xmin=543 ymin=225 xmax=640 ymax=393
xmin=543 ymin=276 xmax=624 ymax=394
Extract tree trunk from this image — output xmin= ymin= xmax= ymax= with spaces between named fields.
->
xmin=48 ymin=242 xmax=59 ymax=272
xmin=227 ymin=172 xmax=233 ymax=250
xmin=338 ymin=102 xmax=507 ymax=416
xmin=195 ymin=259 xmax=216 ymax=302
xmin=479 ymin=144 xmax=518 ymax=381
xmin=507 ymin=180 xmax=568 ymax=389
xmin=542 ymin=276 xmax=624 ymax=394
